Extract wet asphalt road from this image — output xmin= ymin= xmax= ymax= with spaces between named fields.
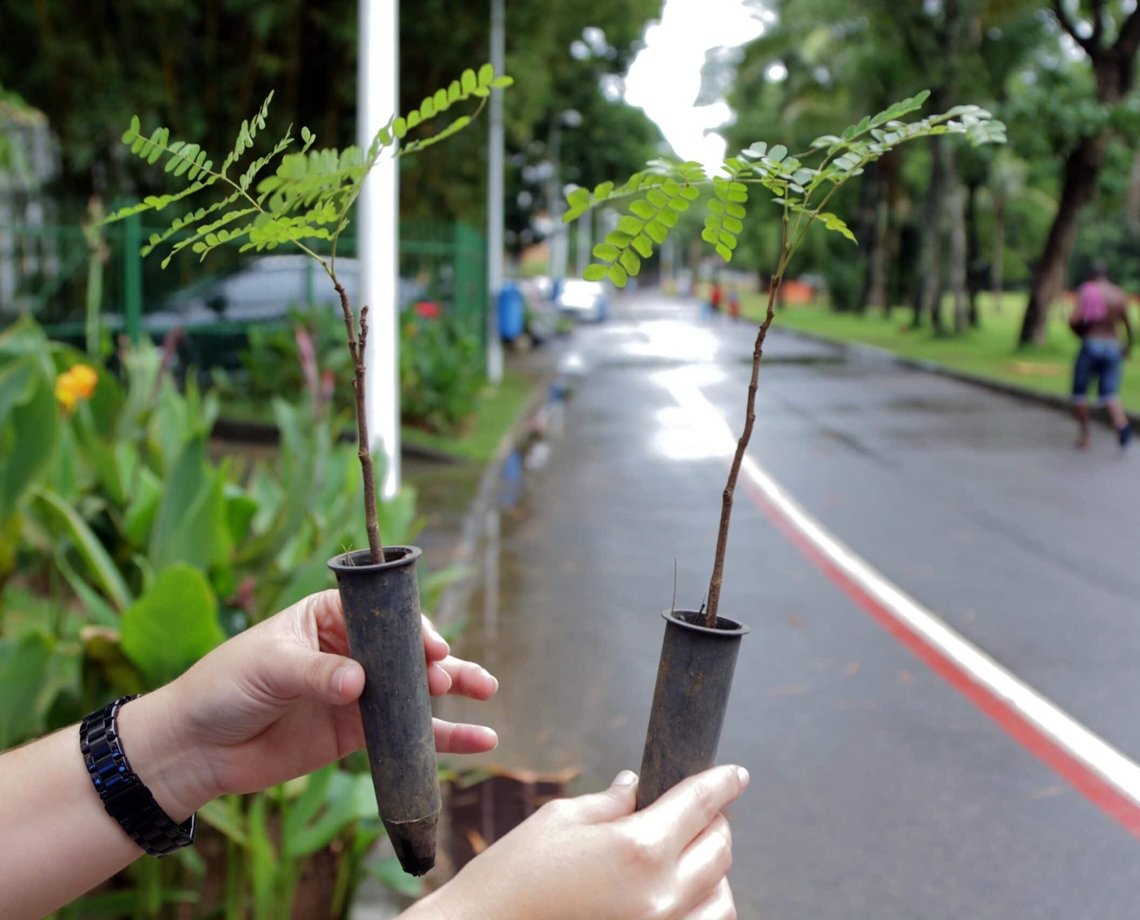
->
xmin=437 ymin=291 xmax=1140 ymax=919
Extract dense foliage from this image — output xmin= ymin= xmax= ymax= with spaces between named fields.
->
xmin=0 ymin=0 xmax=662 ymax=244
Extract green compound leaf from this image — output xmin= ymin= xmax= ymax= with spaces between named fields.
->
xmin=562 ymin=92 xmax=1003 ymax=294
xmin=592 ymin=241 xmax=620 ymax=262
xmin=618 ymin=249 xmax=641 ymax=276
xmin=101 ymin=66 xmax=510 ymax=273
xmin=606 ymin=263 xmax=629 ymax=288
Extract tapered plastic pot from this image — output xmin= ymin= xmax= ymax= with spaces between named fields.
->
xmin=328 ymin=546 xmax=440 ymax=876
xmin=636 ymin=609 xmax=749 ymax=810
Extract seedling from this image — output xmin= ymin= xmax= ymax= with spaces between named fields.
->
xmin=564 ymin=91 xmax=1004 ymax=625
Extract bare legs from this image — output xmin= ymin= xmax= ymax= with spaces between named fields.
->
xmin=1074 ymin=399 xmax=1132 ymax=448
xmin=1073 ymin=402 xmax=1091 ymax=449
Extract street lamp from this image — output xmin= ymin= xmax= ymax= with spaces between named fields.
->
xmin=548 ymin=108 xmax=581 ymax=298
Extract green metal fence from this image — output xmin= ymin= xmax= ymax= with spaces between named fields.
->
xmin=0 ymin=215 xmax=488 ymax=369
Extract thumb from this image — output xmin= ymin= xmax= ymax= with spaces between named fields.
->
xmin=570 ymin=770 xmax=640 ymax=824
xmin=263 ymin=643 xmax=366 ymax=707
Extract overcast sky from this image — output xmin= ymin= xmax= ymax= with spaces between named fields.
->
xmin=624 ymin=0 xmax=770 ymax=173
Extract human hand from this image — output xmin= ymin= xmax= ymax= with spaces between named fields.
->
xmin=120 ymin=590 xmax=498 ymax=820
xmin=409 ymin=765 xmax=749 ymax=920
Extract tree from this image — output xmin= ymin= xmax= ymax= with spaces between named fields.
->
xmin=1019 ymin=0 xmax=1140 ymax=345
xmin=0 ymin=0 xmax=661 ymax=236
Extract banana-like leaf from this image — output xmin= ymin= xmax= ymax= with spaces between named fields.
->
xmin=34 ymin=488 xmax=133 ymax=612
xmin=120 ymin=564 xmax=224 ymax=688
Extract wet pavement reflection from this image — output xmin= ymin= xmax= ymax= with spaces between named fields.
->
xmin=432 ymin=293 xmax=1140 ymax=920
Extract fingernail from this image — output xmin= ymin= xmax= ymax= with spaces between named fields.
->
xmin=332 ymin=665 xmax=352 ymax=698
xmin=735 ymin=766 xmax=750 ymax=788
xmin=435 ymin=664 xmax=454 ymax=692
xmin=485 ymin=670 xmax=500 ymax=692
xmin=613 ymin=770 xmax=638 ymax=787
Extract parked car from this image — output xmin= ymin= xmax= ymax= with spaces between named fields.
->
xmin=555 ymin=278 xmax=609 ymax=323
xmin=141 ymin=256 xmax=428 ymax=369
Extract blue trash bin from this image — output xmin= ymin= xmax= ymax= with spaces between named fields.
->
xmin=498 ymin=283 xmax=525 ymax=342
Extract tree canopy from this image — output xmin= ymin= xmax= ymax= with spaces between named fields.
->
xmin=0 ymin=0 xmax=662 ymax=244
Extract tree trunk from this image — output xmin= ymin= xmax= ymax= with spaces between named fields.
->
xmin=1018 ymin=8 xmax=1139 ymax=344
xmin=944 ymin=143 xmax=969 ymax=334
xmin=965 ymin=178 xmax=981 ymax=327
xmin=991 ymin=194 xmax=1006 ymax=314
xmin=855 ymin=161 xmax=880 ymax=314
xmin=866 ymin=154 xmax=897 ymax=313
xmin=915 ymin=135 xmax=946 ymax=331
xmin=1018 ymin=133 xmax=1107 ymax=345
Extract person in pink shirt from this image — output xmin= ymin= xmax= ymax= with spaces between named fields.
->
xmin=1069 ymin=263 xmax=1134 ymax=448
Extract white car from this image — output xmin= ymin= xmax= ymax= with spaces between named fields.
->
xmin=555 ymin=279 xmax=609 ymax=323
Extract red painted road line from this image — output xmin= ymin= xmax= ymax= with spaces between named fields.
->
xmin=740 ymin=473 xmax=1140 ymax=839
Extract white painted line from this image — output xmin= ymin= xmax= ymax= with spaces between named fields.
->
xmin=664 ymin=374 xmax=1140 ymax=810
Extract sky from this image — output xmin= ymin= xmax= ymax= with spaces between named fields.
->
xmin=624 ymin=0 xmax=770 ymax=173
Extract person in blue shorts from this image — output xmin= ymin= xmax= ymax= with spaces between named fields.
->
xmin=1069 ymin=263 xmax=1134 ymax=449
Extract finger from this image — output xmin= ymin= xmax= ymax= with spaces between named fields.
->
xmin=682 ymin=878 xmax=735 ymax=920
xmin=306 ymin=590 xmax=352 ymax=657
xmin=675 ymin=814 xmax=733 ymax=915
xmin=433 ymin=718 xmax=499 ymax=754
xmin=421 ymin=614 xmax=450 ymax=662
xmin=427 ymin=661 xmax=453 ymax=696
xmin=632 ymin=765 xmax=748 ymax=849
xmin=565 ymin=770 xmax=639 ymax=824
xmin=258 ymin=641 xmax=366 ymax=707
xmin=436 ymin=656 xmax=499 ymax=699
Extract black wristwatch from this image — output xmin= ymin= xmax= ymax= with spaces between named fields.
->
xmin=79 ymin=695 xmax=196 ymax=857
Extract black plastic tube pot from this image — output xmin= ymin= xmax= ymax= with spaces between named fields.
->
xmin=328 ymin=546 xmax=440 ymax=876
xmin=635 ymin=609 xmax=749 ymax=810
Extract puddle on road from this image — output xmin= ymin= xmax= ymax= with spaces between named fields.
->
xmin=887 ymin=395 xmax=988 ymax=414
xmin=455 ymin=378 xmax=569 ymax=654
xmin=737 ymin=354 xmax=846 ymax=367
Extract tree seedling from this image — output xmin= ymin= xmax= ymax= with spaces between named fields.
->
xmin=102 ymin=64 xmax=513 ymax=563
xmin=563 ymin=92 xmax=1005 ymax=626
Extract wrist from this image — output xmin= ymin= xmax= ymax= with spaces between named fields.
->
xmin=114 ymin=689 xmax=215 ymax=821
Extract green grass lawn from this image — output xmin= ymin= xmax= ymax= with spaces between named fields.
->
xmin=400 ymin=369 xmax=535 ymax=462
xmin=217 ymin=369 xmax=536 ymax=464
xmin=736 ymin=290 xmax=1140 ymax=412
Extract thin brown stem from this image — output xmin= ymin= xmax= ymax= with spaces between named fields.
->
xmin=335 ymin=281 xmax=385 ymax=564
xmin=704 ymin=261 xmax=786 ymax=627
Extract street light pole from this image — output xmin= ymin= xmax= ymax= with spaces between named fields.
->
xmin=549 ymin=109 xmax=580 ymax=298
xmin=486 ymin=0 xmax=505 ymax=383
xmin=357 ymin=0 xmax=401 ymax=498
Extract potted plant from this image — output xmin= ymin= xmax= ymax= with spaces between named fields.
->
xmin=102 ymin=63 xmax=512 ymax=876
xmin=562 ymin=91 xmax=1005 ymax=807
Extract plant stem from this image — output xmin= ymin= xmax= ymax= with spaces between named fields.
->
xmin=335 ymin=281 xmax=385 ymax=564
xmin=704 ymin=261 xmax=786 ymax=627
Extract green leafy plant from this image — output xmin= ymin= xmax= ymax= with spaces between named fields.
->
xmin=1 ymin=318 xmax=428 ymax=916
xmin=564 ymin=92 xmax=1005 ymax=624
xmin=102 ymin=63 xmax=512 ymax=565
xmin=399 ymin=311 xmax=484 ymax=435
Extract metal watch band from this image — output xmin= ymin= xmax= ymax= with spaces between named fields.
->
xmin=79 ymin=695 xmax=196 ymax=857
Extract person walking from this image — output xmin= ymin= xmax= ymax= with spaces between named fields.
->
xmin=1069 ymin=263 xmax=1134 ymax=448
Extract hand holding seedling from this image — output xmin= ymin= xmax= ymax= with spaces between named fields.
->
xmin=404 ymin=765 xmax=749 ymax=920
xmin=123 ymin=590 xmax=500 ymax=817
xmin=0 ymin=589 xmax=499 ymax=920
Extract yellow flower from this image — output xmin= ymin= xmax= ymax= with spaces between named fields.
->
xmin=55 ymin=363 xmax=98 ymax=413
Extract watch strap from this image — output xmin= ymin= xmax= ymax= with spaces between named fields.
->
xmin=79 ymin=695 xmax=196 ymax=857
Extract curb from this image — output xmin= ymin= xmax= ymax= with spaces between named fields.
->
xmin=431 ymin=362 xmax=558 ymax=629
xmin=778 ymin=326 xmax=1140 ymax=427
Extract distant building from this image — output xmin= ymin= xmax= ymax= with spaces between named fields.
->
xmin=1 ymin=94 xmax=60 ymax=317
